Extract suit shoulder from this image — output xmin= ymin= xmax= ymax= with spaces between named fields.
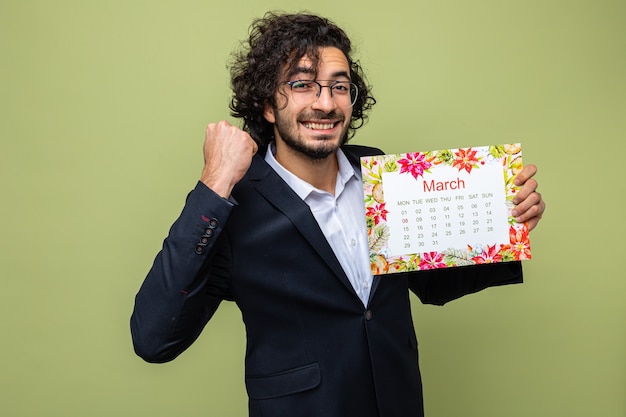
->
xmin=341 ymin=144 xmax=385 ymax=158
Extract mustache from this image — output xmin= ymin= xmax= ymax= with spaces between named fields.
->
xmin=298 ymin=110 xmax=345 ymax=122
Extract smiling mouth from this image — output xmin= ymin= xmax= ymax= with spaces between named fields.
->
xmin=302 ymin=121 xmax=337 ymax=130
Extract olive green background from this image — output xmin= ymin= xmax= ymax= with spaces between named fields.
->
xmin=1 ymin=1 xmax=624 ymax=416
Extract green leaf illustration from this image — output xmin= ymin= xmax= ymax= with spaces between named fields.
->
xmin=368 ymin=224 xmax=390 ymax=252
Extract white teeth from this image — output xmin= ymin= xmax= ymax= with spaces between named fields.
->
xmin=304 ymin=122 xmax=334 ymax=130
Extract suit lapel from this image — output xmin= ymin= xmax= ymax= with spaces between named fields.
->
xmin=247 ymin=155 xmax=359 ymax=299
xmin=247 ymin=145 xmax=387 ymax=306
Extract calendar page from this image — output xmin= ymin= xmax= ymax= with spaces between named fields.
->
xmin=361 ymin=144 xmax=531 ymax=274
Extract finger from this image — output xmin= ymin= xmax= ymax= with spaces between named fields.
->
xmin=512 ymin=178 xmax=538 ymax=205
xmin=514 ymin=163 xmax=537 ymax=186
xmin=527 ymin=217 xmax=540 ymax=231
xmin=512 ymin=190 xmax=541 ymax=217
xmin=248 ymin=134 xmax=259 ymax=155
xmin=524 ymin=198 xmax=545 ymax=231
xmin=513 ymin=193 xmax=544 ymax=224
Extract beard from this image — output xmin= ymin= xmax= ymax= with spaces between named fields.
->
xmin=273 ymin=109 xmax=349 ymax=160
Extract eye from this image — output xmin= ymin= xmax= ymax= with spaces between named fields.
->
xmin=332 ymin=82 xmax=351 ymax=93
xmin=290 ymin=80 xmax=313 ymax=91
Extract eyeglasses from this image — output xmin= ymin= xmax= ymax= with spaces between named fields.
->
xmin=285 ymin=80 xmax=359 ymax=107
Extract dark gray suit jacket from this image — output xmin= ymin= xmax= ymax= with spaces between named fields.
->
xmin=131 ymin=144 xmax=523 ymax=417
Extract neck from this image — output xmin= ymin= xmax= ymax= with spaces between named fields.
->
xmin=274 ymin=143 xmax=339 ymax=195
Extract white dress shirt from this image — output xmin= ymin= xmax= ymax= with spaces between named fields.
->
xmin=265 ymin=144 xmax=373 ymax=306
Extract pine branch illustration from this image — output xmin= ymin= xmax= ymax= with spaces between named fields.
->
xmin=369 ymin=224 xmax=390 ymax=252
xmin=443 ymin=248 xmax=475 ymax=266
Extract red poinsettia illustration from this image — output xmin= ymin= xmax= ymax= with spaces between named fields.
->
xmin=366 ymin=203 xmax=389 ymax=225
xmin=398 ymin=152 xmax=432 ymax=179
xmin=419 ymin=251 xmax=446 ymax=270
xmin=471 ymin=244 xmax=503 ymax=264
xmin=509 ymin=226 xmax=531 ymax=260
xmin=452 ymin=148 xmax=481 ymax=173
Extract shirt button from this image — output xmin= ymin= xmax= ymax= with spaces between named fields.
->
xmin=364 ymin=310 xmax=373 ymax=320
xmin=350 ymin=238 xmax=356 ymax=247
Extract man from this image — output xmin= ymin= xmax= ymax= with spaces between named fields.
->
xmin=131 ymin=12 xmax=545 ymax=417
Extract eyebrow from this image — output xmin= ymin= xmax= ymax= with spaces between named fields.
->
xmin=293 ymin=66 xmax=315 ymax=76
xmin=290 ymin=66 xmax=351 ymax=80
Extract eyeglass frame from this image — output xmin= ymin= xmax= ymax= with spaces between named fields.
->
xmin=283 ymin=80 xmax=359 ymax=107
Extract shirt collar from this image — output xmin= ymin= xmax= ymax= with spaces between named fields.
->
xmin=264 ymin=142 xmax=357 ymax=200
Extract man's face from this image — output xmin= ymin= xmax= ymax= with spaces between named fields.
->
xmin=264 ymin=47 xmax=354 ymax=160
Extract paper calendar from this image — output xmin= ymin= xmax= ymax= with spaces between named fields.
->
xmin=361 ymin=144 xmax=531 ymax=274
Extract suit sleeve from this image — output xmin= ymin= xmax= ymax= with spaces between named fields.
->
xmin=130 ymin=181 xmax=234 ymax=363
xmin=407 ymin=262 xmax=523 ymax=306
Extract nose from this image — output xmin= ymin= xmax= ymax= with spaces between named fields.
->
xmin=311 ymin=85 xmax=337 ymax=112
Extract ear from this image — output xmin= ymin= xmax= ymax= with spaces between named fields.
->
xmin=263 ymin=103 xmax=276 ymax=124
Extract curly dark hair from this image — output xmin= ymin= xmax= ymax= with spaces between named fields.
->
xmin=228 ymin=11 xmax=376 ymax=148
